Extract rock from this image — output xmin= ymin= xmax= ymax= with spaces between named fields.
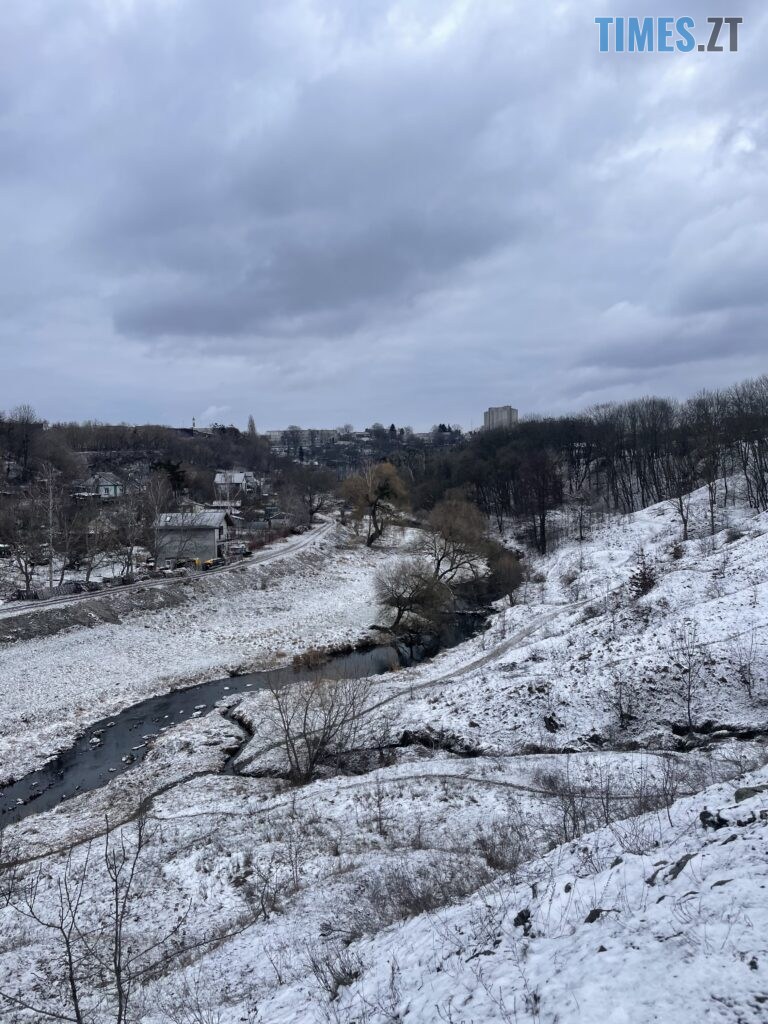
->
xmin=700 ymin=808 xmax=728 ymax=830
xmin=513 ymin=907 xmax=531 ymax=934
xmin=734 ymin=785 xmax=768 ymax=804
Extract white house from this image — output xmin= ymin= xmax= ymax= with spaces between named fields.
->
xmin=80 ymin=472 xmax=125 ymax=499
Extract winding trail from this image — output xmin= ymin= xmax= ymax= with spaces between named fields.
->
xmin=234 ymin=599 xmax=585 ymax=771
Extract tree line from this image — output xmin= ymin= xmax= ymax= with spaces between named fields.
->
xmin=406 ymin=374 xmax=768 ymax=554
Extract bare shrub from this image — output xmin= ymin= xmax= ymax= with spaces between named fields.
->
xmin=485 ymin=545 xmax=523 ymax=604
xmin=532 ymin=765 xmax=593 ymax=845
xmin=608 ymin=813 xmax=664 ymax=855
xmin=734 ymin=627 xmax=763 ymax=699
xmin=580 ymin=603 xmax=600 ymax=622
xmin=264 ymin=676 xmax=372 ymax=782
xmin=303 ymin=942 xmax=365 ymax=1001
xmin=158 ymin=966 xmax=222 ymax=1024
xmin=532 ymin=756 xmax=704 ymax=849
xmin=657 ymin=753 xmax=707 ymax=825
xmin=240 ymin=852 xmax=288 ymax=920
xmin=560 ymin=567 xmax=579 ymax=587
xmin=0 ymin=828 xmax=21 ymax=907
xmin=475 ymin=808 xmax=533 ymax=872
xmin=335 ymin=855 xmax=492 ymax=940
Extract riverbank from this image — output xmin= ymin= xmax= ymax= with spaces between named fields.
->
xmin=0 ymin=525 xmax=410 ymax=784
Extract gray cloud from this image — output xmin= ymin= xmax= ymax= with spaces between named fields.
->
xmin=0 ymin=0 xmax=766 ymax=428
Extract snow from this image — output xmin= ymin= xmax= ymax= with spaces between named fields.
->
xmin=2 ymin=485 xmax=768 ymax=1023
xmin=248 ymin=766 xmax=768 ymax=1024
xmin=0 ymin=523 xmax=405 ymax=782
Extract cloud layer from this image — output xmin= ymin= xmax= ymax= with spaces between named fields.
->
xmin=0 ymin=0 xmax=766 ymax=429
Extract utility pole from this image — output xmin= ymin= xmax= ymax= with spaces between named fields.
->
xmin=44 ymin=463 xmax=54 ymax=592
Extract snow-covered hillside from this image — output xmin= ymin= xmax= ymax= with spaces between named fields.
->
xmin=1 ymin=487 xmax=768 ymax=1023
xmin=254 ymin=766 xmax=768 ymax=1024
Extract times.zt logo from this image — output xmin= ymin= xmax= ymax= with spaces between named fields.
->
xmin=595 ymin=16 xmax=743 ymax=53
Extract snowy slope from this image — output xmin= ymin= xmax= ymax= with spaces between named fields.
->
xmin=255 ymin=767 xmax=768 ymax=1024
xmin=2 ymin=487 xmax=768 ymax=1024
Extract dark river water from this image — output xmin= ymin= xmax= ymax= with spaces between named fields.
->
xmin=0 ymin=617 xmax=485 ymax=828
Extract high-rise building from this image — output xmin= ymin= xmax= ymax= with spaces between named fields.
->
xmin=483 ymin=405 xmax=518 ymax=430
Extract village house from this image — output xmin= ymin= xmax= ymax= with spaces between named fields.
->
xmin=154 ymin=510 xmax=234 ymax=567
xmin=213 ymin=470 xmax=258 ymax=499
xmin=76 ymin=472 xmax=125 ymax=500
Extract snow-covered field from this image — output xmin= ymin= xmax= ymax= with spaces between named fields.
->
xmin=0 ymin=523 xmax=406 ymax=781
xmin=2 ymin=486 xmax=768 ymax=1023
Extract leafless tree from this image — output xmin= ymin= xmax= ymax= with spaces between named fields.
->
xmin=282 ymin=465 xmax=336 ymax=525
xmin=0 ymin=814 xmax=190 ymax=1024
xmin=417 ymin=498 xmax=486 ymax=584
xmin=341 ymin=463 xmax=408 ymax=546
xmin=667 ymin=619 xmax=706 ymax=729
xmin=0 ymin=495 xmax=48 ymax=596
xmin=263 ymin=677 xmax=373 ymax=782
xmin=611 ymin=666 xmax=636 ymax=729
xmin=374 ymin=557 xmax=453 ymax=629
xmin=662 ymin=448 xmax=696 ymax=542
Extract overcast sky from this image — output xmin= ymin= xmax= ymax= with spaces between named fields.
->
xmin=0 ymin=0 xmax=766 ymax=430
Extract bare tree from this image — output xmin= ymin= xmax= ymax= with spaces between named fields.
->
xmin=282 ymin=465 xmax=336 ymax=525
xmin=0 ymin=814 xmax=190 ymax=1024
xmin=667 ymin=619 xmax=706 ymax=729
xmin=263 ymin=677 xmax=372 ymax=782
xmin=417 ymin=498 xmax=486 ymax=584
xmin=341 ymin=463 xmax=408 ymax=546
xmin=611 ymin=666 xmax=636 ymax=729
xmin=159 ymin=966 xmax=223 ymax=1024
xmin=374 ymin=558 xmax=453 ymax=629
xmin=662 ymin=447 xmax=696 ymax=542
xmin=0 ymin=496 xmax=47 ymax=596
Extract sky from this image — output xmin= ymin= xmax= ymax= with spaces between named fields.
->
xmin=0 ymin=0 xmax=766 ymax=432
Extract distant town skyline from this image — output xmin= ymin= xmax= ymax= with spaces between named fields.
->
xmin=1 ymin=1 xmax=766 ymax=428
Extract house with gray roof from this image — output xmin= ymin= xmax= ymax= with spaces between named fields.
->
xmin=77 ymin=471 xmax=125 ymax=499
xmin=154 ymin=510 xmax=234 ymax=567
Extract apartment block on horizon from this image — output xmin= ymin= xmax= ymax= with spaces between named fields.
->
xmin=483 ymin=405 xmax=518 ymax=430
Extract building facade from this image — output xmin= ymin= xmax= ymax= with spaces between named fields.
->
xmin=483 ymin=406 xmax=518 ymax=430
xmin=154 ymin=510 xmax=233 ymax=566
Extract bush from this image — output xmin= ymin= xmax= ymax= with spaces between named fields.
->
xmin=333 ymin=855 xmax=492 ymax=940
xmin=629 ymin=549 xmax=656 ymax=599
xmin=303 ymin=943 xmax=364 ymax=1001
xmin=486 ymin=545 xmax=523 ymax=601
xmin=475 ymin=810 xmax=532 ymax=872
xmin=374 ymin=558 xmax=453 ymax=629
xmin=581 ymin=603 xmax=600 ymax=622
